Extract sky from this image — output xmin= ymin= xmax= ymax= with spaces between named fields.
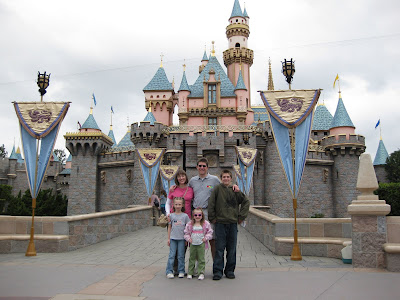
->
xmin=1 ymin=0 xmax=399 ymax=160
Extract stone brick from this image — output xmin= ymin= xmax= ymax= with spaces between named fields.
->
xmin=327 ymin=244 xmax=342 ymax=259
xmin=42 ymin=222 xmax=53 ymax=234
xmin=302 ymin=244 xmax=327 ymax=257
xmin=352 ymin=216 xmax=378 ymax=233
xmin=353 ymin=252 xmax=377 ymax=268
xmin=324 ymin=223 xmax=342 ymax=237
xmin=15 ymin=221 xmax=28 ymax=234
xmin=275 ymin=223 xmax=293 ymax=237
xmin=309 ymin=223 xmax=324 ymax=237
xmin=360 ymin=232 xmax=386 ymax=252
xmin=386 ymin=253 xmax=400 ymax=272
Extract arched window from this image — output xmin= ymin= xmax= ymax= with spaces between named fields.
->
xmin=235 ymin=43 xmax=240 ymax=48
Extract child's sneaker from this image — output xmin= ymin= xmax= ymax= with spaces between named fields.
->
xmin=178 ymin=273 xmax=185 ymax=278
xmin=198 ymin=274 xmax=205 ymax=280
xmin=187 ymin=274 xmax=192 ymax=279
xmin=167 ymin=273 xmax=174 ymax=279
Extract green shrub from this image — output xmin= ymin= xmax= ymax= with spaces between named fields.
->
xmin=4 ymin=188 xmax=68 ymax=216
xmin=310 ymin=213 xmax=324 ymax=218
xmin=374 ymin=183 xmax=400 ymax=216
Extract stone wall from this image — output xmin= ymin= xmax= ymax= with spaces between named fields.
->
xmin=246 ymin=207 xmax=352 ymax=258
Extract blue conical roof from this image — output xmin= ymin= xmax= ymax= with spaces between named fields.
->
xmin=143 ymin=67 xmax=173 ymax=91
xmin=143 ymin=111 xmax=157 ymax=125
xmin=243 ymin=6 xmax=249 ymax=18
xmin=230 ymin=0 xmax=244 ymax=18
xmin=82 ymin=113 xmax=101 ymax=130
xmin=117 ymin=131 xmax=134 ymax=148
xmin=189 ymin=56 xmax=236 ymax=98
xmin=235 ymin=70 xmax=247 ymax=90
xmin=373 ymin=139 xmax=389 ymax=165
xmin=108 ymin=128 xmax=116 ymax=146
xmin=313 ymin=104 xmax=333 ymax=130
xmin=9 ymin=146 xmax=18 ymax=160
xmin=178 ymin=71 xmax=190 ymax=92
xmin=330 ymin=96 xmax=354 ymax=129
xmin=202 ymin=51 xmax=209 ymax=61
xmin=16 ymin=147 xmax=24 ymax=163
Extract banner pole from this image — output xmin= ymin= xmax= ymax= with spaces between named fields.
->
xmin=290 ymin=127 xmax=302 ymax=261
xmin=26 ymin=139 xmax=40 ymax=256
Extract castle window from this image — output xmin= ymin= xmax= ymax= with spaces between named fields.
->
xmin=150 ymin=95 xmax=153 ymax=98
xmin=208 ymin=117 xmax=217 ymax=126
xmin=236 ymin=19 xmax=238 ymax=22
xmin=314 ymin=132 xmax=318 ymax=136
xmin=235 ymin=43 xmax=240 ymax=48
xmin=208 ymin=84 xmax=216 ymax=104
xmin=163 ymin=95 xmax=166 ymax=98
xmin=324 ymin=131 xmax=328 ymax=136
xmin=157 ymin=95 xmax=159 ymax=98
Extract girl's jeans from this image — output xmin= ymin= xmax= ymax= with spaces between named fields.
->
xmin=166 ymin=239 xmax=185 ymax=275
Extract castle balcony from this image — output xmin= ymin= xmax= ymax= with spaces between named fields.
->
xmin=161 ymin=124 xmax=261 ymax=135
xmin=223 ymin=47 xmax=254 ymax=66
xmin=225 ymin=23 xmax=250 ymax=39
xmin=321 ymin=134 xmax=366 ymax=156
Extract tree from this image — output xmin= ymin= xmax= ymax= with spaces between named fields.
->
xmin=385 ymin=150 xmax=400 ymax=183
xmin=54 ymin=149 xmax=66 ymax=164
xmin=0 ymin=144 xmax=7 ymax=158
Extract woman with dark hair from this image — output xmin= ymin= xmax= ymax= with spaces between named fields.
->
xmin=165 ymin=169 xmax=194 ymax=218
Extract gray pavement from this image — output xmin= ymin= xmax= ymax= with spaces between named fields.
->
xmin=0 ymin=226 xmax=399 ymax=299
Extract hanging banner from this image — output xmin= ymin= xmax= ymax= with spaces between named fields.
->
xmin=159 ymin=165 xmax=179 ymax=197
xmin=136 ymin=148 xmax=165 ymax=197
xmin=260 ymin=90 xmax=320 ymax=198
xmin=260 ymin=90 xmax=320 ymax=128
xmin=233 ymin=165 xmax=244 ymax=193
xmin=235 ymin=146 xmax=257 ymax=196
xmin=14 ymin=102 xmax=70 ymax=198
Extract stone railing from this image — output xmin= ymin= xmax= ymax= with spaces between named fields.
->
xmin=0 ymin=205 xmax=152 ymax=253
xmin=162 ymin=125 xmax=262 ymax=134
xmin=246 ymin=207 xmax=352 ymax=258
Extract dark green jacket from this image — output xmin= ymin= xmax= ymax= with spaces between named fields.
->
xmin=208 ymin=183 xmax=250 ymax=224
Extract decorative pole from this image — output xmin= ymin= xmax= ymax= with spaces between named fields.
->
xmin=281 ymin=59 xmax=301 ymax=260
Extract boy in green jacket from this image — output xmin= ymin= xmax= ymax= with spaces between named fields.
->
xmin=208 ymin=169 xmax=250 ymax=280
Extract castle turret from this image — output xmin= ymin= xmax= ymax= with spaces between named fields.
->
xmin=234 ymin=68 xmax=247 ymax=124
xmin=199 ymin=50 xmax=209 ymax=73
xmin=107 ymin=125 xmax=117 ymax=147
xmin=223 ymin=0 xmax=254 ymax=125
xmin=143 ymin=58 xmax=175 ymax=126
xmin=321 ymin=92 xmax=365 ymax=217
xmin=131 ymin=110 xmax=166 ymax=148
xmin=312 ymin=103 xmax=333 ymax=140
xmin=373 ymin=138 xmax=389 ymax=183
xmin=178 ymin=64 xmax=191 ymax=125
xmin=65 ymin=108 xmax=113 ymax=215
xmin=267 ymin=58 xmax=274 ymax=91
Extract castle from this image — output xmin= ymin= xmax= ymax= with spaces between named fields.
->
xmin=1 ymin=0 xmax=390 ymax=218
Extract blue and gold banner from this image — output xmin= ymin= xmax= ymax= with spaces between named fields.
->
xmin=235 ymin=146 xmax=257 ymax=196
xmin=259 ymin=90 xmax=320 ymax=198
xmin=136 ymin=148 xmax=165 ymax=197
xmin=14 ymin=102 xmax=70 ymax=198
xmin=233 ymin=165 xmax=244 ymax=193
xmin=159 ymin=165 xmax=179 ymax=197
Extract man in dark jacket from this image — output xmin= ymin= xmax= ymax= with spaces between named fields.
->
xmin=208 ymin=169 xmax=250 ymax=280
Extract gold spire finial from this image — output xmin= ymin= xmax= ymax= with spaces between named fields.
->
xmin=149 ymin=101 xmax=152 ymax=113
xmin=172 ymin=76 xmax=175 ymax=89
xmin=267 ymin=58 xmax=275 ymax=91
xmin=160 ymin=53 xmax=164 ymax=67
xmin=90 ymin=106 xmax=93 ymax=115
xmin=183 ymin=59 xmax=186 ymax=71
xmin=211 ymin=41 xmax=215 ymax=57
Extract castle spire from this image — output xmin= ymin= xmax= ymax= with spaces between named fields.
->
xmin=267 ymin=58 xmax=274 ymax=91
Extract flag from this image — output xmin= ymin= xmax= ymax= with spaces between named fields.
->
xmin=78 ymin=121 xmax=81 ymax=129
xmin=111 ymin=106 xmax=114 ymax=114
xmin=375 ymin=119 xmax=380 ymax=129
xmin=92 ymin=93 xmax=97 ymax=106
xmin=333 ymin=74 xmax=339 ymax=88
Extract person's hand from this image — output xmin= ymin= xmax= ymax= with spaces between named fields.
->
xmin=169 ymin=185 xmax=177 ymax=193
xmin=167 ymin=216 xmax=171 ymax=223
xmin=189 ymin=238 xmax=192 ymax=243
xmin=232 ymin=184 xmax=240 ymax=192
xmin=211 ymin=220 xmax=216 ymax=224
xmin=167 ymin=239 xmax=170 ymax=246
xmin=202 ymin=237 xmax=207 ymax=242
xmin=238 ymin=219 xmax=243 ymax=224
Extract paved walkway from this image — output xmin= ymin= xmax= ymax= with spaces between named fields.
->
xmin=0 ymin=226 xmax=399 ymax=300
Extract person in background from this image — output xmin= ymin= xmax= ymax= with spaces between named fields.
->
xmin=160 ymin=189 xmax=167 ymax=216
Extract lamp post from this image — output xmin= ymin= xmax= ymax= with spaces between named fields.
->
xmin=37 ymin=71 xmax=50 ymax=101
xmin=282 ymin=59 xmax=295 ymax=90
xmin=281 ymin=59 xmax=301 ymax=260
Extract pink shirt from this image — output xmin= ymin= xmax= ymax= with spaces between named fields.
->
xmin=168 ymin=186 xmax=194 ymax=218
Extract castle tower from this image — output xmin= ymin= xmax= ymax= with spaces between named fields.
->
xmin=321 ymin=91 xmax=365 ymax=217
xmin=177 ymin=64 xmax=190 ymax=125
xmin=131 ymin=110 xmax=166 ymax=148
xmin=65 ymin=107 xmax=113 ymax=215
xmin=267 ymin=58 xmax=274 ymax=91
xmin=143 ymin=57 xmax=175 ymax=126
xmin=234 ymin=68 xmax=248 ymax=124
xmin=107 ymin=125 xmax=117 ymax=147
xmin=223 ymin=0 xmax=254 ymax=125
xmin=312 ymin=103 xmax=333 ymax=140
xmin=373 ymin=138 xmax=389 ymax=183
xmin=199 ymin=50 xmax=209 ymax=73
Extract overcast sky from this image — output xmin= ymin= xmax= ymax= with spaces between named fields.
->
xmin=1 ymin=0 xmax=399 ymax=160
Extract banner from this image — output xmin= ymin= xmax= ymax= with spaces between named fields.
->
xmin=14 ymin=102 xmax=70 ymax=198
xmin=260 ymin=90 xmax=320 ymax=198
xmin=233 ymin=165 xmax=244 ymax=193
xmin=136 ymin=148 xmax=165 ymax=198
xmin=235 ymin=146 xmax=257 ymax=196
xmin=159 ymin=165 xmax=179 ymax=197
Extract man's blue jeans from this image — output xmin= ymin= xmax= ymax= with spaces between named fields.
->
xmin=213 ymin=223 xmax=238 ymax=277
xmin=166 ymin=239 xmax=185 ymax=275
